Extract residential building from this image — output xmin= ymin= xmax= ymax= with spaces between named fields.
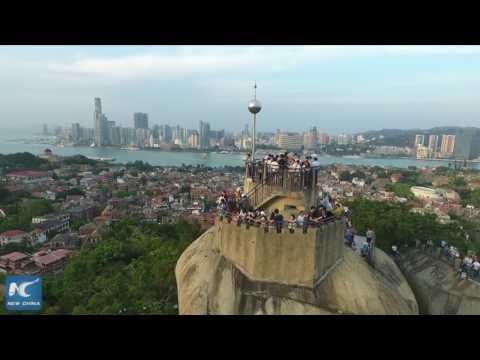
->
xmin=440 ymin=134 xmax=456 ymax=154
xmin=134 ymin=112 xmax=149 ymax=129
xmin=0 ymin=230 xmax=28 ymax=246
xmin=199 ymin=121 xmax=211 ymax=149
xmin=414 ymin=134 xmax=425 ymax=147
xmin=6 ymin=171 xmax=50 ymax=184
xmin=277 ymin=132 xmax=303 ymax=150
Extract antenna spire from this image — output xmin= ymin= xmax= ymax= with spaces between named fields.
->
xmin=254 ymin=82 xmax=257 ymax=99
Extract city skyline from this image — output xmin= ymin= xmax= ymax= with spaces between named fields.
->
xmin=2 ymin=46 xmax=480 ymax=135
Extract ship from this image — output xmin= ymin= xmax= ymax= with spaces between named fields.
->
xmin=87 ymin=157 xmax=115 ymax=162
xmin=120 ymin=145 xmax=140 ymax=151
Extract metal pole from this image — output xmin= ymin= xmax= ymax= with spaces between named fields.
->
xmin=252 ymin=113 xmax=256 ymax=162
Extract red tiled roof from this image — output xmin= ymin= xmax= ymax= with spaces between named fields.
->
xmin=34 ymin=249 xmax=70 ymax=266
xmin=0 ymin=251 xmax=29 ymax=262
xmin=6 ymin=170 xmax=49 ymax=178
xmin=0 ymin=230 xmax=26 ymax=238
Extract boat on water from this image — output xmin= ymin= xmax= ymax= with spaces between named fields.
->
xmin=120 ymin=145 xmax=140 ymax=151
xmin=200 ymin=153 xmax=208 ymax=159
xmin=217 ymin=150 xmax=231 ymax=154
xmin=87 ymin=157 xmax=115 ymax=162
xmin=90 ymin=143 xmax=96 ymax=148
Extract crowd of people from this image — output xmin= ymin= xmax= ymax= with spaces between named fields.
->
xmin=216 ymin=189 xmax=348 ymax=234
xmin=245 ymin=152 xmax=321 ymax=189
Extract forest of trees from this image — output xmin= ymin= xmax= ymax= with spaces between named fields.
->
xmin=346 ymin=199 xmax=476 ymax=253
xmin=36 ymin=218 xmax=202 ymax=315
xmin=0 ymin=152 xmax=50 ymax=172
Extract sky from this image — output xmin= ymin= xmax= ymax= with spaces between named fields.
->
xmin=1 ymin=45 xmax=480 ymax=135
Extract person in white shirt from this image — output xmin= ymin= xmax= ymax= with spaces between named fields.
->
xmin=296 ymin=212 xmax=305 ymax=227
xmin=472 ymin=260 xmax=480 ymax=277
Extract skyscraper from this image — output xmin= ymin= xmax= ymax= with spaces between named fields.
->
xmin=440 ymin=135 xmax=456 ymax=154
xmin=188 ymin=130 xmax=200 ymax=149
xmin=94 ymin=97 xmax=104 ymax=146
xmin=72 ymin=123 xmax=81 ymax=142
xmin=414 ymin=135 xmax=425 ymax=147
xmin=134 ymin=113 xmax=149 ymax=129
xmin=427 ymin=135 xmax=440 ymax=156
xmin=159 ymin=124 xmax=172 ymax=144
xmin=199 ymin=121 xmax=211 ymax=149
xmin=303 ymin=126 xmax=318 ymax=150
xmin=454 ymin=128 xmax=480 ymax=160
xmin=43 ymin=124 xmax=49 ymax=136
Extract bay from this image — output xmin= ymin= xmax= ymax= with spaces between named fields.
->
xmin=0 ymin=136 xmax=477 ymax=169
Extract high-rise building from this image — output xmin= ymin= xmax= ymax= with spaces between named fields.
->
xmin=72 ymin=123 xmax=81 ymax=142
xmin=188 ymin=130 xmax=200 ymax=149
xmin=336 ymin=134 xmax=352 ymax=145
xmin=43 ymin=124 xmax=49 ymax=136
xmin=416 ymin=145 xmax=430 ymax=159
xmin=427 ymin=135 xmax=440 ymax=155
xmin=94 ymin=97 xmax=106 ymax=146
xmin=158 ymin=124 xmax=172 ymax=144
xmin=414 ymin=135 xmax=425 ymax=147
xmin=440 ymin=135 xmax=456 ymax=154
xmin=277 ymin=132 xmax=303 ymax=150
xmin=199 ymin=121 xmax=211 ymax=149
xmin=134 ymin=113 xmax=149 ymax=129
xmin=454 ymin=128 xmax=480 ymax=160
xmin=318 ymin=132 xmax=329 ymax=145
xmin=303 ymin=126 xmax=318 ymax=150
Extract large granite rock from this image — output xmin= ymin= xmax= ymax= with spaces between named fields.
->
xmin=398 ymin=249 xmax=480 ymax=315
xmin=175 ymin=227 xmax=419 ymax=315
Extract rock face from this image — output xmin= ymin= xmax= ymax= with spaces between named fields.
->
xmin=398 ymin=250 xmax=480 ymax=315
xmin=175 ymin=227 xmax=419 ymax=315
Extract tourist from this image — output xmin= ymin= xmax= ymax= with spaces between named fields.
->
xmin=274 ymin=209 xmax=284 ymax=234
xmin=366 ymin=228 xmax=375 ymax=245
xmin=361 ymin=241 xmax=370 ymax=257
xmin=288 ymin=214 xmax=296 ymax=234
xmin=344 ymin=227 xmax=354 ymax=248
xmin=302 ymin=213 xmax=310 ymax=234
xmin=392 ymin=245 xmax=400 ymax=258
xmin=296 ymin=212 xmax=305 ymax=228
xmin=472 ymin=259 xmax=480 ymax=278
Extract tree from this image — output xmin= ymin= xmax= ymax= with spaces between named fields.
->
xmin=339 ymin=171 xmax=353 ymax=182
xmin=41 ymin=218 xmax=202 ymax=315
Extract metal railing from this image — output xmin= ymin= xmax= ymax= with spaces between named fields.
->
xmin=245 ymin=161 xmax=320 ymax=210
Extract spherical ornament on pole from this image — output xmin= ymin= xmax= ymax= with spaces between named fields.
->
xmin=248 ymin=99 xmax=262 ymax=114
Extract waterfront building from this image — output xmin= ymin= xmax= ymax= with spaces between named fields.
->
xmin=159 ymin=124 xmax=172 ymax=144
xmin=427 ymin=135 xmax=440 ymax=156
xmin=414 ymin=134 xmax=425 ymax=147
xmin=94 ymin=97 xmax=104 ymax=146
xmin=318 ymin=132 xmax=329 ymax=145
xmin=454 ymin=128 xmax=480 ymax=160
xmin=72 ymin=123 xmax=81 ymax=142
xmin=440 ymin=134 xmax=456 ymax=155
xmin=303 ymin=126 xmax=318 ymax=150
xmin=43 ymin=124 xmax=49 ymax=136
xmin=277 ymin=132 xmax=303 ymax=150
xmin=188 ymin=130 xmax=200 ymax=149
xmin=416 ymin=145 xmax=430 ymax=159
xmin=134 ymin=113 xmax=149 ymax=129
xmin=199 ymin=121 xmax=211 ymax=149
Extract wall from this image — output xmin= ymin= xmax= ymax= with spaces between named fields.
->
xmin=217 ymin=219 xmax=344 ymax=288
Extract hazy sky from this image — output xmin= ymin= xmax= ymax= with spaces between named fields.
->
xmin=1 ymin=45 xmax=480 ymax=135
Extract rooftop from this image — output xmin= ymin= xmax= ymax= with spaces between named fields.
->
xmin=0 ymin=251 xmax=29 ymax=262
xmin=6 ymin=170 xmax=49 ymax=178
xmin=0 ymin=230 xmax=26 ymax=237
